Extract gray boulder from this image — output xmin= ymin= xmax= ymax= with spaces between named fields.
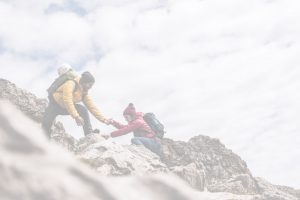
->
xmin=76 ymin=134 xmax=168 ymax=176
xmin=162 ymin=137 xmax=260 ymax=194
xmin=0 ymin=78 xmax=47 ymax=122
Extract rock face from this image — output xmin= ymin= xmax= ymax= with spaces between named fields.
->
xmin=0 ymin=78 xmax=47 ymax=122
xmin=76 ymin=134 xmax=168 ymax=176
xmin=0 ymin=78 xmax=299 ymax=200
xmin=0 ymin=78 xmax=77 ymax=151
xmin=162 ymin=137 xmax=260 ymax=194
xmin=255 ymin=178 xmax=300 ymax=200
xmin=0 ymin=100 xmax=259 ymax=200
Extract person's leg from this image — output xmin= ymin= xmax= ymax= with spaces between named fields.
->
xmin=74 ymin=104 xmax=93 ymax=136
xmin=41 ymin=101 xmax=66 ymax=138
xmin=131 ymin=137 xmax=144 ymax=145
xmin=131 ymin=137 xmax=161 ymax=155
xmin=140 ymin=137 xmax=161 ymax=156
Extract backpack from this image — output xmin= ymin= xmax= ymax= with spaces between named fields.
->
xmin=143 ymin=113 xmax=165 ymax=139
xmin=47 ymin=69 xmax=78 ymax=101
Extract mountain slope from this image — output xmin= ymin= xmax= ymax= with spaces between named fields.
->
xmin=0 ymin=78 xmax=299 ymax=200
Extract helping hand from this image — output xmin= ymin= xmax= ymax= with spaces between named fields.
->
xmin=104 ymin=119 xmax=114 ymax=125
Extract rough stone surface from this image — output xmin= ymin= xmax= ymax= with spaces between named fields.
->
xmin=76 ymin=134 xmax=168 ymax=176
xmin=0 ymin=78 xmax=77 ymax=151
xmin=0 ymin=78 xmax=48 ymax=122
xmin=170 ymin=162 xmax=206 ymax=191
xmin=0 ymin=100 xmax=259 ymax=200
xmin=254 ymin=178 xmax=299 ymax=200
xmin=162 ymin=137 xmax=261 ymax=195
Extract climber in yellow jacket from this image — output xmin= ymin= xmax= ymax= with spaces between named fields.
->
xmin=42 ymin=70 xmax=110 ymax=138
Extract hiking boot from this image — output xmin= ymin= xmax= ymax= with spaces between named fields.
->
xmin=92 ymin=129 xmax=100 ymax=134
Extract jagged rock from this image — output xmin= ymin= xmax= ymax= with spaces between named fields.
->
xmin=0 ymin=78 xmax=76 ymax=151
xmin=76 ymin=135 xmax=168 ymax=176
xmin=0 ymin=100 xmax=261 ymax=200
xmin=255 ymin=178 xmax=299 ymax=200
xmin=162 ymin=137 xmax=261 ymax=194
xmin=0 ymin=78 xmax=47 ymax=122
xmin=51 ymin=122 xmax=78 ymax=152
xmin=274 ymin=186 xmax=300 ymax=199
xmin=0 ymin=78 xmax=299 ymax=200
xmin=170 ymin=163 xmax=206 ymax=191
xmin=76 ymin=133 xmax=107 ymax=153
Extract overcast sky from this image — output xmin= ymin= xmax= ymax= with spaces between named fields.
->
xmin=1 ymin=0 xmax=300 ymax=188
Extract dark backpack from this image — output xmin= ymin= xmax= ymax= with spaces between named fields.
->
xmin=47 ymin=70 xmax=78 ymax=101
xmin=143 ymin=113 xmax=165 ymax=139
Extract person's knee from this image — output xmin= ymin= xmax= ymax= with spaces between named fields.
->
xmin=131 ymin=137 xmax=142 ymax=145
xmin=131 ymin=138 xmax=138 ymax=144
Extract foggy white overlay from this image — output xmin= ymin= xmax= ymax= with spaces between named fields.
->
xmin=0 ymin=0 xmax=300 ymax=188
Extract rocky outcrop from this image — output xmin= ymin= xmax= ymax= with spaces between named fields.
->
xmin=71 ymin=130 xmax=260 ymax=195
xmin=0 ymin=78 xmax=77 ymax=151
xmin=162 ymin=137 xmax=260 ymax=194
xmin=0 ymin=100 xmax=260 ymax=200
xmin=0 ymin=78 xmax=299 ymax=200
xmin=0 ymin=78 xmax=47 ymax=122
xmin=76 ymin=134 xmax=168 ymax=176
xmin=274 ymin=186 xmax=300 ymax=199
xmin=255 ymin=178 xmax=300 ymax=200
xmin=51 ymin=121 xmax=78 ymax=152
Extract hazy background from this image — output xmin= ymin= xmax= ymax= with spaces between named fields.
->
xmin=0 ymin=0 xmax=300 ymax=188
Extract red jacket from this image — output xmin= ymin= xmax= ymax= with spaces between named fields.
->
xmin=110 ymin=112 xmax=156 ymax=138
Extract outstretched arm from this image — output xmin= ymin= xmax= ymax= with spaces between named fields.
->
xmin=83 ymin=95 xmax=108 ymax=124
xmin=110 ymin=122 xmax=140 ymax=137
xmin=111 ymin=120 xmax=126 ymax=129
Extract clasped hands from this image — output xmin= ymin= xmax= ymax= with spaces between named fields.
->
xmin=101 ymin=118 xmax=114 ymax=139
xmin=75 ymin=117 xmax=112 ymax=139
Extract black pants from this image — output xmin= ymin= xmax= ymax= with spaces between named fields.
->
xmin=42 ymin=100 xmax=93 ymax=138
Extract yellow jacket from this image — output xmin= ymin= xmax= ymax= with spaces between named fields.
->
xmin=53 ymin=77 xmax=107 ymax=123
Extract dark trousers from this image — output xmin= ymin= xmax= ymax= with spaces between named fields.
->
xmin=41 ymin=100 xmax=93 ymax=138
xmin=131 ymin=137 xmax=162 ymax=156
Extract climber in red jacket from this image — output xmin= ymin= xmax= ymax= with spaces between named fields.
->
xmin=104 ymin=103 xmax=162 ymax=156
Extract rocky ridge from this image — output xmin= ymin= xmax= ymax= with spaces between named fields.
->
xmin=0 ymin=78 xmax=299 ymax=200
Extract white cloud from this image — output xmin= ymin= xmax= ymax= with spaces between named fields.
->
xmin=0 ymin=0 xmax=300 ymax=188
